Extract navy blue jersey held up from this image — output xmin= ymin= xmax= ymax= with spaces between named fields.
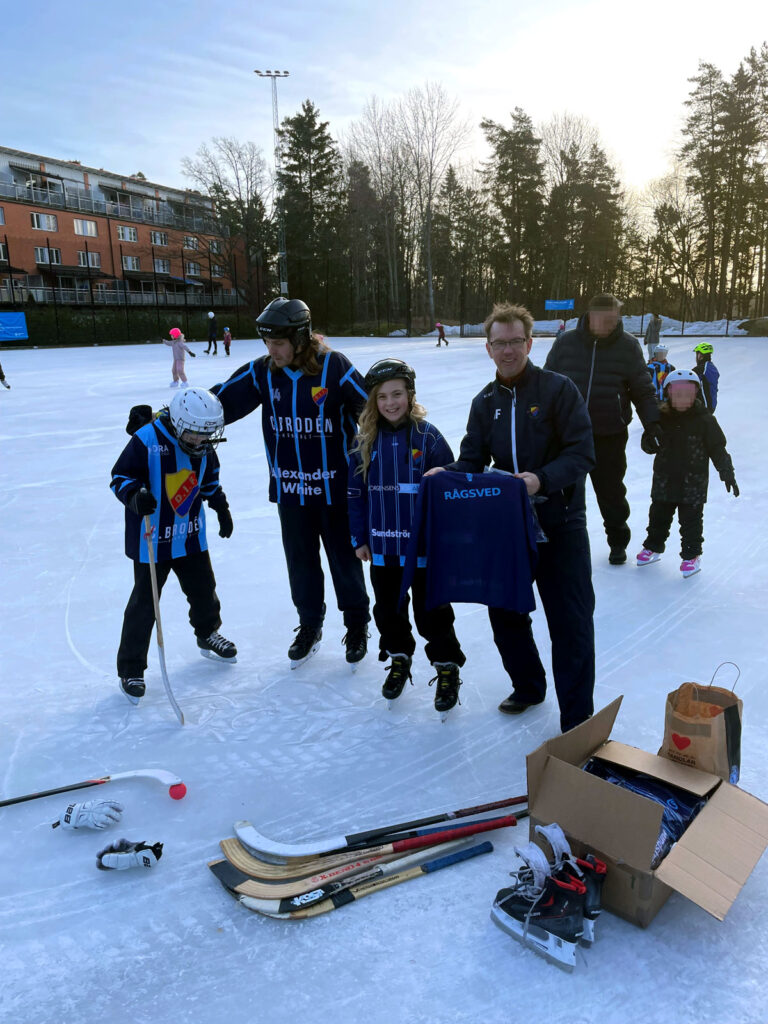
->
xmin=110 ymin=412 xmax=225 ymax=563
xmin=212 ymin=349 xmax=367 ymax=505
xmin=400 ymin=471 xmax=539 ymax=612
xmin=347 ymin=419 xmax=454 ymax=566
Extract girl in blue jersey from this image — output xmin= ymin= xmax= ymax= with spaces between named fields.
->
xmin=111 ymin=388 xmax=237 ymax=705
xmin=347 ymin=359 xmax=466 ymax=714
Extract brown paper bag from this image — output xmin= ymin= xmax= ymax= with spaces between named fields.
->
xmin=659 ymin=664 xmax=742 ymax=783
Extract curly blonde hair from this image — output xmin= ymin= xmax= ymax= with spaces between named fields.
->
xmin=353 ymin=382 xmax=427 ymax=479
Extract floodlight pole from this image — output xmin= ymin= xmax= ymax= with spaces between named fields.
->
xmin=255 ymin=69 xmax=290 ymax=296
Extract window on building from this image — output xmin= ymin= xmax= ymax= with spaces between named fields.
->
xmin=183 ymin=236 xmax=198 ymax=250
xmin=31 ymin=213 xmax=58 ymax=231
xmin=209 ymin=239 xmax=222 ymax=254
xmin=122 ymin=255 xmax=140 ymax=271
xmin=0 ymin=207 xmax=5 ymax=225
xmin=150 ymin=231 xmax=168 ymax=246
xmin=154 ymin=258 xmax=171 ymax=274
xmin=0 ymin=242 xmax=7 ymax=261
xmin=34 ymin=246 xmax=62 ymax=264
xmin=212 ymin=264 xmax=225 ymax=277
xmin=77 ymin=251 xmax=102 ymax=269
xmin=117 ymin=225 xmax=138 ymax=242
xmin=186 ymin=261 xmax=201 ymax=276
xmin=73 ymin=218 xmax=98 ymax=237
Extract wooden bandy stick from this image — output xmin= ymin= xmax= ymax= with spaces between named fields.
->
xmin=143 ymin=515 xmax=184 ymax=724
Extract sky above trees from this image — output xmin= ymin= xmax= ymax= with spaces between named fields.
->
xmin=6 ymin=0 xmax=766 ymax=192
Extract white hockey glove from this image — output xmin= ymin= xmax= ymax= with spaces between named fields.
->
xmin=96 ymin=838 xmax=163 ymax=871
xmin=52 ymin=799 xmax=124 ymax=830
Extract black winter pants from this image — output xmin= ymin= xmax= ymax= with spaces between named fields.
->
xmin=644 ymin=500 xmax=704 ymax=560
xmin=370 ymin=564 xmax=465 ymax=667
xmin=277 ymin=503 xmax=370 ymax=629
xmin=117 ymin=550 xmax=221 ymax=678
xmin=591 ymin=429 xmax=631 ymax=550
xmin=488 ymin=528 xmax=595 ymax=733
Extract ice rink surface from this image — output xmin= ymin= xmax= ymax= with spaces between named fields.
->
xmin=1 ymin=332 xmax=767 ymax=1024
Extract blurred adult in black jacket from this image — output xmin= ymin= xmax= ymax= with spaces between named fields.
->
xmin=545 ymin=293 xmax=662 ymax=565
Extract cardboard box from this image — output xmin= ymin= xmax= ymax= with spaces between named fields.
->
xmin=526 ymin=695 xmax=768 ymax=927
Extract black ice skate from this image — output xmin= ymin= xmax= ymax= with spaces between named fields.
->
xmin=342 ymin=625 xmax=369 ymax=671
xmin=119 ymin=676 xmax=145 ymax=705
xmin=430 ymin=662 xmax=462 ymax=722
xmin=197 ymin=631 xmax=238 ymax=663
xmin=288 ymin=625 xmax=322 ymax=668
xmin=490 ymin=841 xmax=586 ymax=972
xmin=382 ymin=653 xmax=413 ymax=705
xmin=535 ymin=822 xmax=607 ymax=946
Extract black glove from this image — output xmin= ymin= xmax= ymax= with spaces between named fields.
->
xmin=190 ymin=352 xmax=197 ymax=357
xmin=126 ymin=404 xmax=154 ymax=436
xmin=641 ymin=422 xmax=664 ymax=454
xmin=216 ymin=505 xmax=233 ymax=538
xmin=128 ymin=487 xmax=157 ymax=516
xmin=724 ymin=475 xmax=740 ymax=497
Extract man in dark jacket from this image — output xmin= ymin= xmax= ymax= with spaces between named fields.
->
xmin=545 ymin=293 xmax=662 ymax=565
xmin=426 ymin=302 xmax=596 ymax=733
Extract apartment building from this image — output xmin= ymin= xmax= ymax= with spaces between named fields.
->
xmin=0 ymin=146 xmax=244 ymax=307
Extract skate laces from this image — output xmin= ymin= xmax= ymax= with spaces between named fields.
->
xmin=342 ymin=626 xmax=368 ymax=647
xmin=294 ymin=624 xmax=319 ymax=643
xmin=205 ymin=631 xmax=232 ymax=652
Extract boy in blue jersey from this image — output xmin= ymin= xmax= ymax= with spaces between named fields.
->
xmin=693 ymin=342 xmax=719 ymax=410
xmin=646 ymin=342 xmax=674 ymax=400
xmin=347 ymin=359 xmax=465 ymax=714
xmin=426 ymin=302 xmax=596 ymax=734
xmin=211 ymin=298 xmax=371 ymax=669
xmin=111 ymin=387 xmax=236 ymax=704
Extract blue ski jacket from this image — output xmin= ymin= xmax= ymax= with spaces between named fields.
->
xmin=111 ymin=411 xmax=226 ymax=563
xmin=212 ymin=350 xmax=367 ymax=505
xmin=347 ymin=418 xmax=454 ymax=566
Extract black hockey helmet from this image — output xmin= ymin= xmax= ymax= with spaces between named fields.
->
xmin=364 ymin=358 xmax=416 ymax=392
xmin=256 ymin=298 xmax=312 ymax=352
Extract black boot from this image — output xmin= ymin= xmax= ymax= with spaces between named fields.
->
xmin=382 ymin=654 xmax=413 ymax=700
xmin=288 ymin=624 xmax=322 ymax=667
xmin=196 ymin=630 xmax=238 ymax=662
xmin=430 ymin=662 xmax=462 ymax=716
xmin=342 ymin=625 xmax=369 ymax=666
xmin=119 ymin=676 xmax=145 ymax=705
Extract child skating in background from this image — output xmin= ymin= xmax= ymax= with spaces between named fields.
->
xmin=163 ymin=327 xmax=196 ymax=388
xmin=636 ymin=369 xmax=738 ymax=578
xmin=435 ymin=322 xmax=448 ymax=347
xmin=646 ymin=342 xmax=675 ymax=400
xmin=110 ymin=387 xmax=237 ymax=705
xmin=347 ymin=358 xmax=466 ymax=715
xmin=223 ymin=326 xmax=232 ymax=357
xmin=693 ymin=342 xmax=719 ymax=410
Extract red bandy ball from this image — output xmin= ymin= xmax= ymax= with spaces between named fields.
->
xmin=169 ymin=783 xmax=187 ymax=800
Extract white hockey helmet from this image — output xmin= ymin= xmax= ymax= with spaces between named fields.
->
xmin=168 ymin=387 xmax=225 ymax=455
xmin=663 ymin=368 xmax=701 ymax=393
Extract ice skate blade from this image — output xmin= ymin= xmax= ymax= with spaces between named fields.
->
xmin=119 ymin=684 xmax=142 ymax=706
xmin=438 ymin=707 xmax=456 ymax=723
xmin=288 ymin=643 xmax=321 ymax=670
xmin=580 ymin=919 xmax=595 ymax=946
xmin=199 ymin=648 xmax=238 ymax=664
xmin=490 ymin=905 xmax=578 ymax=972
xmin=681 ymin=567 xmax=701 ymax=578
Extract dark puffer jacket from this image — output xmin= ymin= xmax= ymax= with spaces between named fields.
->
xmin=650 ymin=401 xmax=733 ymax=505
xmin=544 ymin=314 xmax=660 ymax=436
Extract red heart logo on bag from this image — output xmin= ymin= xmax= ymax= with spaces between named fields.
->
xmin=672 ymin=733 xmax=691 ymax=750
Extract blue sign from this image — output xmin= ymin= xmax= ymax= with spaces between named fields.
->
xmin=0 ymin=312 xmax=29 ymax=341
xmin=545 ymin=299 xmax=575 ymax=311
